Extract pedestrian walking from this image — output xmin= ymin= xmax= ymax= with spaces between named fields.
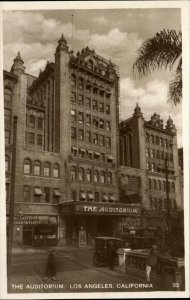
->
xmin=107 ymin=240 xmax=115 ymax=271
xmin=145 ymin=245 xmax=158 ymax=282
xmin=44 ymin=249 xmax=57 ymax=281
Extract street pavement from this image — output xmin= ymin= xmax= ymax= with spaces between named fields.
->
xmin=8 ymin=246 xmax=158 ymax=294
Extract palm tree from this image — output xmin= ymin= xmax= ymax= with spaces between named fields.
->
xmin=133 ymin=29 xmax=182 ymax=105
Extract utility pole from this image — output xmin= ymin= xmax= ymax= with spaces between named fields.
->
xmin=7 ymin=116 xmax=18 ymax=277
xmin=165 ymin=157 xmax=170 ymax=229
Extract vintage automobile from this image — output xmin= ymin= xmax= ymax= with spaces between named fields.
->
xmin=93 ymin=236 xmax=125 ymax=267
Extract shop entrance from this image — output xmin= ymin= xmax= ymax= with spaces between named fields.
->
xmin=23 ymin=227 xmax=33 ymax=246
xmin=97 ymin=216 xmax=113 ymax=236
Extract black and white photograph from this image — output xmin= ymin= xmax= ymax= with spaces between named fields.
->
xmin=0 ymin=1 xmax=189 ymax=299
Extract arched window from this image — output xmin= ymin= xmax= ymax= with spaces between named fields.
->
xmin=107 ymin=172 xmax=112 ymax=185
xmin=44 ymin=162 xmax=50 ymax=177
xmin=79 ymin=168 xmax=84 ymax=181
xmin=100 ymin=171 xmax=105 ymax=184
xmin=86 ymin=169 xmax=92 ymax=182
xmin=5 ymin=155 xmax=9 ymax=172
xmin=70 ymin=166 xmax=76 ymax=180
xmin=34 ymin=160 xmax=41 ymax=176
xmin=94 ymin=170 xmax=99 ymax=183
xmin=24 ymin=158 xmax=31 ymax=174
xmin=53 ymin=163 xmax=60 ymax=178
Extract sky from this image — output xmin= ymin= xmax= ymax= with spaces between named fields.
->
xmin=2 ymin=8 xmax=183 ymax=147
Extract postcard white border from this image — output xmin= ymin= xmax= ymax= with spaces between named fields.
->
xmin=0 ymin=1 xmax=189 ymax=299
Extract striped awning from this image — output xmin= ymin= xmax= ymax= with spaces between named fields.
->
xmin=109 ymin=195 xmax=115 ymax=202
xmin=88 ymin=150 xmax=93 ymax=154
xmin=102 ymin=195 xmax=108 ymax=201
xmin=94 ymin=152 xmax=100 ymax=156
xmin=34 ymin=188 xmax=42 ymax=195
xmin=71 ymin=146 xmax=78 ymax=151
xmin=54 ymin=190 xmax=61 ymax=196
xmin=80 ymin=192 xmax=86 ymax=199
xmin=80 ymin=148 xmax=86 ymax=152
xmin=107 ymin=155 xmax=114 ymax=160
xmin=88 ymin=193 xmax=94 ymax=200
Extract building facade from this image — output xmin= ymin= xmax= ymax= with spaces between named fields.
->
xmin=119 ymin=104 xmax=183 ymax=237
xmin=4 ymin=36 xmax=142 ymax=248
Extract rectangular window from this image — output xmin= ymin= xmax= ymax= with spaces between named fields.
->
xmin=71 ymin=127 xmax=77 ymax=139
xmin=86 ymin=131 xmax=91 ymax=143
xmin=156 ymin=150 xmax=160 ymax=159
xmin=151 ymin=163 xmax=155 ymax=172
xmin=23 ymin=186 xmax=30 ymax=202
xmin=106 ymin=121 xmax=110 ymax=131
xmin=105 ymin=104 xmax=110 ymax=115
xmin=78 ymin=79 xmax=83 ymax=90
xmin=161 ymin=151 xmax=164 ymax=160
xmin=37 ymin=134 xmax=43 ymax=146
xmin=78 ymin=111 xmax=84 ymax=124
xmin=170 ymin=153 xmax=173 ymax=162
xmin=6 ymin=183 xmax=9 ymax=202
xmin=29 ymin=115 xmax=35 ymax=127
xmin=71 ymin=92 xmax=76 ymax=103
xmin=100 ymin=135 xmax=105 ymax=146
xmin=146 ymin=162 xmax=150 ymax=170
xmin=150 ymin=149 xmax=154 ymax=159
xmin=86 ymin=114 xmax=91 ymax=125
xmin=37 ymin=117 xmax=43 ymax=129
xmin=71 ymin=191 xmax=77 ymax=201
xmin=34 ymin=165 xmax=40 ymax=176
xmin=106 ymin=137 xmax=111 ymax=148
xmin=93 ymin=133 xmax=98 ymax=144
xmin=99 ymin=119 xmax=104 ymax=129
xmin=34 ymin=187 xmax=42 ymax=202
xmin=94 ymin=192 xmax=99 ymax=202
xmin=165 ymin=139 xmax=168 ymax=147
xmin=78 ymin=95 xmax=84 ymax=106
xmin=86 ymin=97 xmax=91 ymax=109
xmin=79 ymin=129 xmax=84 ymax=141
xmin=71 ymin=109 xmax=76 ymax=122
xmin=4 ymin=108 xmax=11 ymax=125
xmin=28 ymin=132 xmax=35 ymax=144
xmin=99 ymin=102 xmax=104 ymax=113
xmin=44 ymin=187 xmax=50 ymax=203
xmin=93 ymin=100 xmax=98 ymax=111
xmin=146 ymin=148 xmax=149 ymax=158
xmin=5 ymin=130 xmax=10 ymax=145
xmin=93 ymin=117 xmax=99 ymax=128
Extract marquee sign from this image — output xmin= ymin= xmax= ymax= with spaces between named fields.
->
xmin=60 ymin=202 xmax=141 ymax=216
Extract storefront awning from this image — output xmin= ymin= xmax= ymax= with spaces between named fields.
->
xmin=107 ymin=155 xmax=114 ymax=161
xmin=88 ymin=193 xmax=94 ymax=200
xmin=34 ymin=188 xmax=43 ymax=195
xmin=94 ymin=152 xmax=100 ymax=156
xmin=109 ymin=195 xmax=115 ymax=202
xmin=80 ymin=192 xmax=86 ymax=199
xmin=88 ymin=150 xmax=93 ymax=154
xmin=102 ymin=195 xmax=108 ymax=201
xmin=54 ymin=190 xmax=61 ymax=196
xmin=71 ymin=146 xmax=78 ymax=151
xmin=80 ymin=148 xmax=86 ymax=152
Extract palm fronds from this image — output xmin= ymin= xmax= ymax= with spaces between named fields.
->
xmin=133 ymin=29 xmax=182 ymax=105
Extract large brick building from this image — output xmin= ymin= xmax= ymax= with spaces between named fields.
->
xmin=119 ymin=104 xmax=183 ymax=237
xmin=4 ymin=35 xmax=142 ymax=247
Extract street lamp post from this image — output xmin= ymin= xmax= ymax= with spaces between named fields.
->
xmin=7 ymin=116 xmax=18 ymax=277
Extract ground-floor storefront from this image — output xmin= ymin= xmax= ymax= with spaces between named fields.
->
xmin=59 ymin=202 xmax=142 ymax=246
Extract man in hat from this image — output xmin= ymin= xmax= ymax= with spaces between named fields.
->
xmin=145 ymin=245 xmax=158 ymax=282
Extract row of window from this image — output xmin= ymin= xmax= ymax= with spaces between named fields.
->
xmin=71 ymin=110 xmax=111 ymax=129
xmin=71 ymin=190 xmax=117 ymax=203
xmin=27 ymin=115 xmax=44 ymax=129
xmin=4 ymin=88 xmax=12 ymax=107
xmin=70 ymin=166 xmax=113 ymax=185
xmin=146 ymin=162 xmax=174 ymax=174
xmin=146 ymin=148 xmax=173 ymax=162
xmin=70 ymin=75 xmax=111 ymax=98
xmin=71 ymin=147 xmax=113 ymax=163
xmin=146 ymin=133 xmax=172 ymax=147
xmin=149 ymin=197 xmax=177 ymax=210
xmin=71 ymin=127 xmax=111 ymax=148
xmin=23 ymin=159 xmax=60 ymax=178
xmin=25 ymin=132 xmax=43 ymax=146
xmin=22 ymin=186 xmax=61 ymax=203
xmin=71 ymin=92 xmax=111 ymax=113
xmin=148 ymin=178 xmax=175 ymax=192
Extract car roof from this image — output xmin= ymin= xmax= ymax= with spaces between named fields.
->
xmin=95 ymin=236 xmax=123 ymax=241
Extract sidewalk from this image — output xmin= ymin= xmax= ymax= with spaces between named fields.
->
xmin=12 ymin=245 xmax=94 ymax=254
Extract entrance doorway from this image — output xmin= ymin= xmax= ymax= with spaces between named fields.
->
xmin=97 ymin=216 xmax=113 ymax=236
xmin=23 ymin=227 xmax=33 ymax=246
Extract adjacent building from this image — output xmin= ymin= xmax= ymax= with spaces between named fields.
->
xmin=119 ymin=104 xmax=183 ymax=237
